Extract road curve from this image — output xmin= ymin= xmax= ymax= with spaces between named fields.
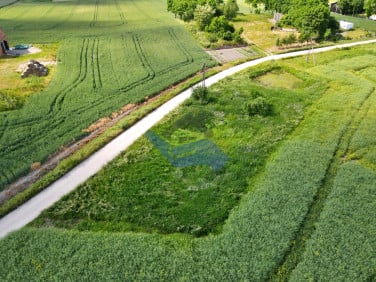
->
xmin=1 ymin=39 xmax=376 ymax=239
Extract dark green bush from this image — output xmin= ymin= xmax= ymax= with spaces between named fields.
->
xmin=192 ymin=85 xmax=210 ymax=104
xmin=246 ymin=96 xmax=273 ymax=116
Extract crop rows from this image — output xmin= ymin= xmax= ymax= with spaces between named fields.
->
xmin=90 ymin=0 xmax=126 ymax=28
xmin=0 ymin=0 xmax=214 ymax=190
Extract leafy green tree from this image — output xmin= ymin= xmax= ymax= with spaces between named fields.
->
xmin=207 ymin=15 xmax=235 ymax=39
xmin=223 ymin=0 xmax=239 ymax=20
xmin=338 ymin=0 xmax=364 ymax=15
xmin=194 ymin=4 xmax=216 ymax=30
xmin=248 ymin=0 xmax=292 ymax=13
xmin=364 ymin=0 xmax=376 ymax=16
xmin=168 ymin=0 xmax=197 ymax=20
xmin=244 ymin=0 xmax=259 ymax=9
xmin=286 ymin=0 xmax=330 ymax=40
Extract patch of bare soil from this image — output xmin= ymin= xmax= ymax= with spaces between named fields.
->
xmin=17 ymin=60 xmax=56 ymax=73
xmin=206 ymin=47 xmax=255 ymax=63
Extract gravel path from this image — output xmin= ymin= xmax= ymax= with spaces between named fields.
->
xmin=1 ymin=39 xmax=375 ymax=239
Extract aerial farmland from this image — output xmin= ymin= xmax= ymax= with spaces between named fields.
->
xmin=0 ymin=0 xmax=375 ymax=280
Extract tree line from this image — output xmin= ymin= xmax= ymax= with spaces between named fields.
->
xmin=334 ymin=0 xmax=376 ymax=16
xmin=246 ymin=0 xmax=376 ymax=16
xmin=167 ymin=0 xmax=376 ymax=46
xmin=167 ymin=0 xmax=243 ymax=44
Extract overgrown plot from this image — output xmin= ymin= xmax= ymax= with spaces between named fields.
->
xmin=31 ymin=64 xmax=321 ymax=237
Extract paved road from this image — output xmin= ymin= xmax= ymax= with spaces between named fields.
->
xmin=1 ymin=39 xmax=375 ymax=239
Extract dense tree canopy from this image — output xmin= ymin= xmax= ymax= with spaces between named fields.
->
xmin=167 ymin=0 xmax=223 ymax=20
xmin=364 ymin=0 xmax=376 ymax=16
xmin=223 ymin=0 xmax=239 ymax=20
xmin=167 ymin=0 xmax=242 ymax=44
xmin=194 ymin=4 xmax=216 ymax=30
xmin=245 ymin=0 xmax=292 ymax=13
xmin=285 ymin=0 xmax=330 ymax=40
xmin=338 ymin=0 xmax=365 ymax=15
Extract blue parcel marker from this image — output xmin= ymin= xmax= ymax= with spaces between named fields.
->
xmin=146 ymin=131 xmax=228 ymax=171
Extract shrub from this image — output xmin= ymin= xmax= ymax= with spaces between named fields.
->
xmin=192 ymin=85 xmax=210 ymax=104
xmin=246 ymin=96 xmax=273 ymax=116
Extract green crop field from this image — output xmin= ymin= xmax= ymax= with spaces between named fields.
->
xmin=0 ymin=0 xmax=215 ymax=190
xmin=1 ymin=44 xmax=375 ymax=280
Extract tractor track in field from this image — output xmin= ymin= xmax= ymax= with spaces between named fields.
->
xmin=90 ymin=0 xmax=126 ymax=28
xmin=49 ymin=38 xmax=91 ymax=114
xmin=271 ymin=77 xmax=376 ymax=281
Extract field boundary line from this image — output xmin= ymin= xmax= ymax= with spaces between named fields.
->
xmin=0 ymin=39 xmax=376 ymax=239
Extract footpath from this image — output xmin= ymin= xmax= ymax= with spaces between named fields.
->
xmin=1 ymin=39 xmax=376 ymax=239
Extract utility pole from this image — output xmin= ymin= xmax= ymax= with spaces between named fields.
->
xmin=202 ymin=63 xmax=206 ymax=87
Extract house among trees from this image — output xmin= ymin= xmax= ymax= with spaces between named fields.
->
xmin=330 ymin=1 xmax=341 ymax=13
xmin=0 ymin=28 xmax=10 ymax=56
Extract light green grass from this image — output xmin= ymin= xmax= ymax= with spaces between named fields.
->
xmin=255 ymin=70 xmax=303 ymax=89
xmin=233 ymin=13 xmax=277 ymax=51
xmin=332 ymin=12 xmax=376 ymax=32
xmin=291 ymin=161 xmax=376 ymax=281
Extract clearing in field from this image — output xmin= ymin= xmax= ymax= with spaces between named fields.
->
xmin=255 ymin=70 xmax=303 ymax=89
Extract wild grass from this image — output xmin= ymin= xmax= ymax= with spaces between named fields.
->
xmin=255 ymin=69 xmax=303 ymax=89
xmin=233 ymin=13 xmax=277 ymax=52
xmin=31 ymin=63 xmax=321 ymax=237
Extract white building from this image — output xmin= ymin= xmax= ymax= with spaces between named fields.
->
xmin=339 ymin=20 xmax=354 ymax=30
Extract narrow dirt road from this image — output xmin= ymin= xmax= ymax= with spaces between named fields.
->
xmin=1 ymin=39 xmax=375 ymax=239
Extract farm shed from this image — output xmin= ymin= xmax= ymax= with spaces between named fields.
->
xmin=0 ymin=28 xmax=9 ymax=55
xmin=330 ymin=1 xmax=341 ymax=13
xmin=339 ymin=20 xmax=354 ymax=30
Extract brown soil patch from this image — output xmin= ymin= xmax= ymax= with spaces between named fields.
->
xmin=17 ymin=60 xmax=56 ymax=73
